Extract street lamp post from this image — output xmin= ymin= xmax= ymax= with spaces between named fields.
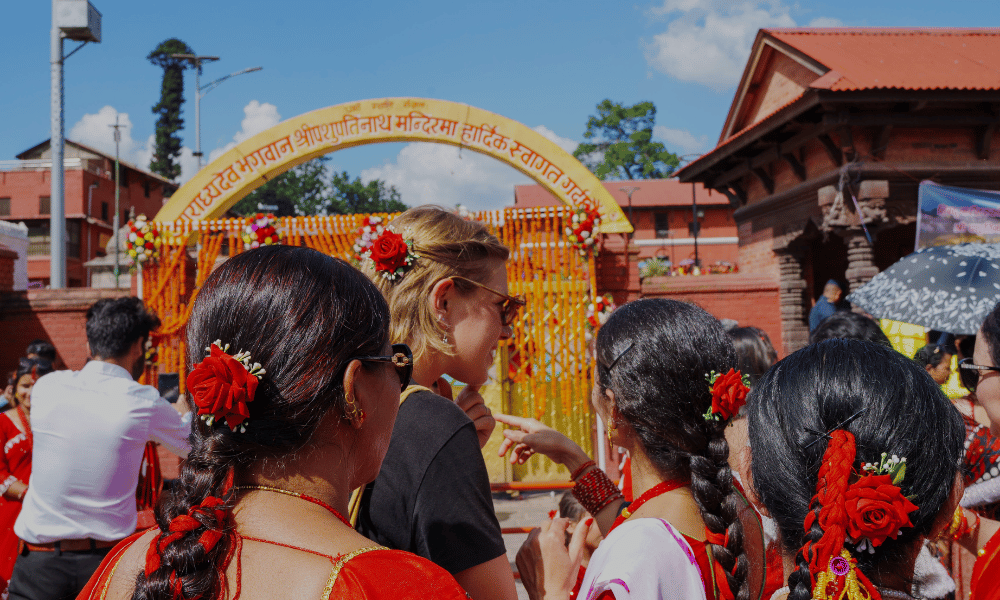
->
xmin=51 ymin=0 xmax=101 ymax=288
xmin=170 ymin=55 xmax=262 ymax=169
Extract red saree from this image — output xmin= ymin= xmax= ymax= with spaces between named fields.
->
xmin=78 ymin=532 xmax=469 ymax=600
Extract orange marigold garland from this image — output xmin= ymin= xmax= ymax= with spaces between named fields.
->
xmin=564 ymin=203 xmax=602 ymax=257
xmin=241 ymin=213 xmax=279 ymax=249
xmin=126 ymin=215 xmax=161 ymax=265
xmin=188 ymin=341 xmax=265 ymax=432
xmin=704 ymin=368 xmax=750 ymax=421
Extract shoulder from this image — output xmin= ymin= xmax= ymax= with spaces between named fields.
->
xmin=394 ymin=390 xmax=472 ymax=441
xmin=583 ymin=519 xmax=707 ymax=599
xmin=82 ymin=529 xmax=155 ymax=600
xmin=333 ymin=548 xmax=469 ymax=599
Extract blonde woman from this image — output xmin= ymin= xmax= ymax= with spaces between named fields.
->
xmin=356 ymin=206 xmax=521 ymax=600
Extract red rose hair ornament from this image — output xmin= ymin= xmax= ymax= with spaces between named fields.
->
xmin=363 ymin=226 xmax=419 ymax=281
xmin=188 ymin=341 xmax=265 ymax=433
xmin=703 ymin=368 xmax=750 ymax=422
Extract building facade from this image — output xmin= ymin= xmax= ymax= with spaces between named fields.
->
xmin=0 ymin=139 xmax=175 ymax=287
xmin=677 ymin=28 xmax=1000 ymax=353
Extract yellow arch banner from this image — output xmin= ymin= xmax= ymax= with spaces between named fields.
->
xmin=154 ymin=97 xmax=632 ymax=233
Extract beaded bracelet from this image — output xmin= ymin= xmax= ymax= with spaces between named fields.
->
xmin=570 ymin=460 xmax=596 ymax=481
xmin=572 ymin=468 xmax=624 ymax=515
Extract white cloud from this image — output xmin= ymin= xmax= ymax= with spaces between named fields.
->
xmin=69 ymin=106 xmax=150 ymax=169
xmin=69 ymin=106 xmax=203 ymax=184
xmin=360 ymin=143 xmax=532 ymax=212
xmin=808 ymin=16 xmax=844 ymax=27
xmin=654 ymin=125 xmax=710 ymax=155
xmin=532 ymin=125 xmax=578 ymax=154
xmin=207 ymin=100 xmax=281 ymax=164
xmin=643 ymin=0 xmax=836 ymax=91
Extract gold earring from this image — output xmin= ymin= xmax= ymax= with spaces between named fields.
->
xmin=344 ymin=395 xmax=365 ymax=425
xmin=606 ymin=418 xmax=616 ymax=442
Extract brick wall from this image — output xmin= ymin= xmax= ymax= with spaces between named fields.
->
xmin=0 ymin=245 xmax=15 ymax=292
xmin=0 ymin=288 xmax=132 ymax=373
xmin=640 ymin=273 xmax=784 ymax=356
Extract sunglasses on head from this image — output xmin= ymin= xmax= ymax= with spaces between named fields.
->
xmin=958 ymin=357 xmax=1000 ymax=392
xmin=450 ymin=276 xmax=526 ymax=327
xmin=350 ymin=343 xmax=414 ymax=392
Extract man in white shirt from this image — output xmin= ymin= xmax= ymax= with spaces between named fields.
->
xmin=9 ymin=297 xmax=191 ymax=600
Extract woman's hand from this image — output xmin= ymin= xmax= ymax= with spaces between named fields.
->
xmin=457 ymin=385 xmax=496 ymax=449
xmin=494 ymin=414 xmax=591 ymax=473
xmin=538 ymin=517 xmax=592 ymax=600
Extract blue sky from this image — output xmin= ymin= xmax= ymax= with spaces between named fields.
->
xmin=3 ymin=1 xmax=998 ymax=211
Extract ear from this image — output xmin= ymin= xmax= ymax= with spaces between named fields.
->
xmin=429 ymin=278 xmax=456 ymax=322
xmin=342 ymin=359 xmax=365 ymax=428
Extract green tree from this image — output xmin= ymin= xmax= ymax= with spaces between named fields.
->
xmin=231 ymin=158 xmax=331 ymax=217
xmin=573 ymin=99 xmax=679 ymax=180
xmin=329 ymin=171 xmax=407 ymax=215
xmin=229 ymin=157 xmax=406 ymax=216
xmin=147 ymin=39 xmax=195 ymax=181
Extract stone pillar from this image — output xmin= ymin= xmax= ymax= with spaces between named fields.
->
xmin=845 ymin=233 xmax=878 ymax=294
xmin=776 ymin=247 xmax=810 ymax=354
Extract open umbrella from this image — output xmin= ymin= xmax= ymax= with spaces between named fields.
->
xmin=846 ymin=243 xmax=1000 ymax=335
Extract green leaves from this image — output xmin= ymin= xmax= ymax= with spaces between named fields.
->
xmin=230 ymin=157 xmax=406 ymax=217
xmin=148 ymin=39 xmax=196 ymax=182
xmin=573 ymin=99 xmax=679 ymax=181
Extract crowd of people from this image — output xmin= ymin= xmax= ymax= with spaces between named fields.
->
xmin=5 ymin=205 xmax=1000 ymax=600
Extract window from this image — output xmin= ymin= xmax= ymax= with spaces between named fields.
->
xmin=39 ymin=196 xmax=50 ymax=215
xmin=101 ymin=202 xmax=108 ymax=222
xmin=27 ymin=221 xmax=50 ymax=256
xmin=0 ymin=198 xmax=9 ymax=216
xmin=144 ymin=180 xmax=151 ymax=198
xmin=654 ymin=212 xmax=670 ymax=239
xmin=25 ymin=220 xmax=82 ymax=258
xmin=66 ymin=220 xmax=81 ymax=259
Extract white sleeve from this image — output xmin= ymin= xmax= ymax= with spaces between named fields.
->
xmin=580 ymin=519 xmax=708 ymax=600
xmin=147 ymin=398 xmax=192 ymax=458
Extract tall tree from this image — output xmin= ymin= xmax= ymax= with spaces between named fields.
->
xmin=147 ymin=39 xmax=195 ymax=182
xmin=573 ymin=99 xmax=679 ymax=180
xmin=328 ymin=171 xmax=407 ymax=215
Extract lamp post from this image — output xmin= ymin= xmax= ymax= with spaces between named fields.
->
xmin=170 ymin=55 xmax=262 ymax=168
xmin=109 ymin=114 xmax=122 ymax=287
xmin=677 ymin=154 xmax=705 ymax=268
xmin=51 ymin=0 xmax=101 ymax=288
xmin=619 ymin=186 xmax=639 ymax=249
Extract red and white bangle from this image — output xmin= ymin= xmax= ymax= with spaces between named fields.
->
xmin=572 ymin=468 xmax=624 ymax=515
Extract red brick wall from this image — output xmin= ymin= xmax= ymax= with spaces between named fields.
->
xmin=640 ymin=273 xmax=784 ymax=356
xmin=0 ymin=288 xmax=132 ymax=373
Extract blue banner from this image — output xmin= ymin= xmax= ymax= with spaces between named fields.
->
xmin=917 ymin=180 xmax=1000 ymax=250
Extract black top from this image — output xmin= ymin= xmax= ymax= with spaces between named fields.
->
xmin=356 ymin=389 xmax=506 ymax=575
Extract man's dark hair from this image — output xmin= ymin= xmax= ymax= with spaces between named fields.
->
xmin=86 ymin=297 xmax=161 ymax=359
xmin=24 ymin=339 xmax=56 ymax=362
xmin=809 ymin=311 xmax=892 ymax=348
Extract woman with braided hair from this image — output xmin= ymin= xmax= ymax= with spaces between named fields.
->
xmin=497 ymin=299 xmax=767 ymax=600
xmin=747 ymin=339 xmax=968 ymax=600
xmin=77 ymin=246 xmax=469 ymax=600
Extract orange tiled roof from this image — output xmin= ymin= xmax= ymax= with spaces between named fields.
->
xmin=769 ymin=28 xmax=1000 ymax=91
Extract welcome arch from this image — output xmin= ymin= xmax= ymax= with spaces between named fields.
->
xmin=154 ymin=98 xmax=632 ymax=233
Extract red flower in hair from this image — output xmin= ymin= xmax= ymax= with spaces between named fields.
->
xmin=844 ymin=474 xmax=918 ymax=549
xmin=368 ymin=229 xmax=410 ymax=274
xmin=705 ymin=368 xmax=749 ymax=421
xmin=188 ymin=343 xmax=260 ymax=431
